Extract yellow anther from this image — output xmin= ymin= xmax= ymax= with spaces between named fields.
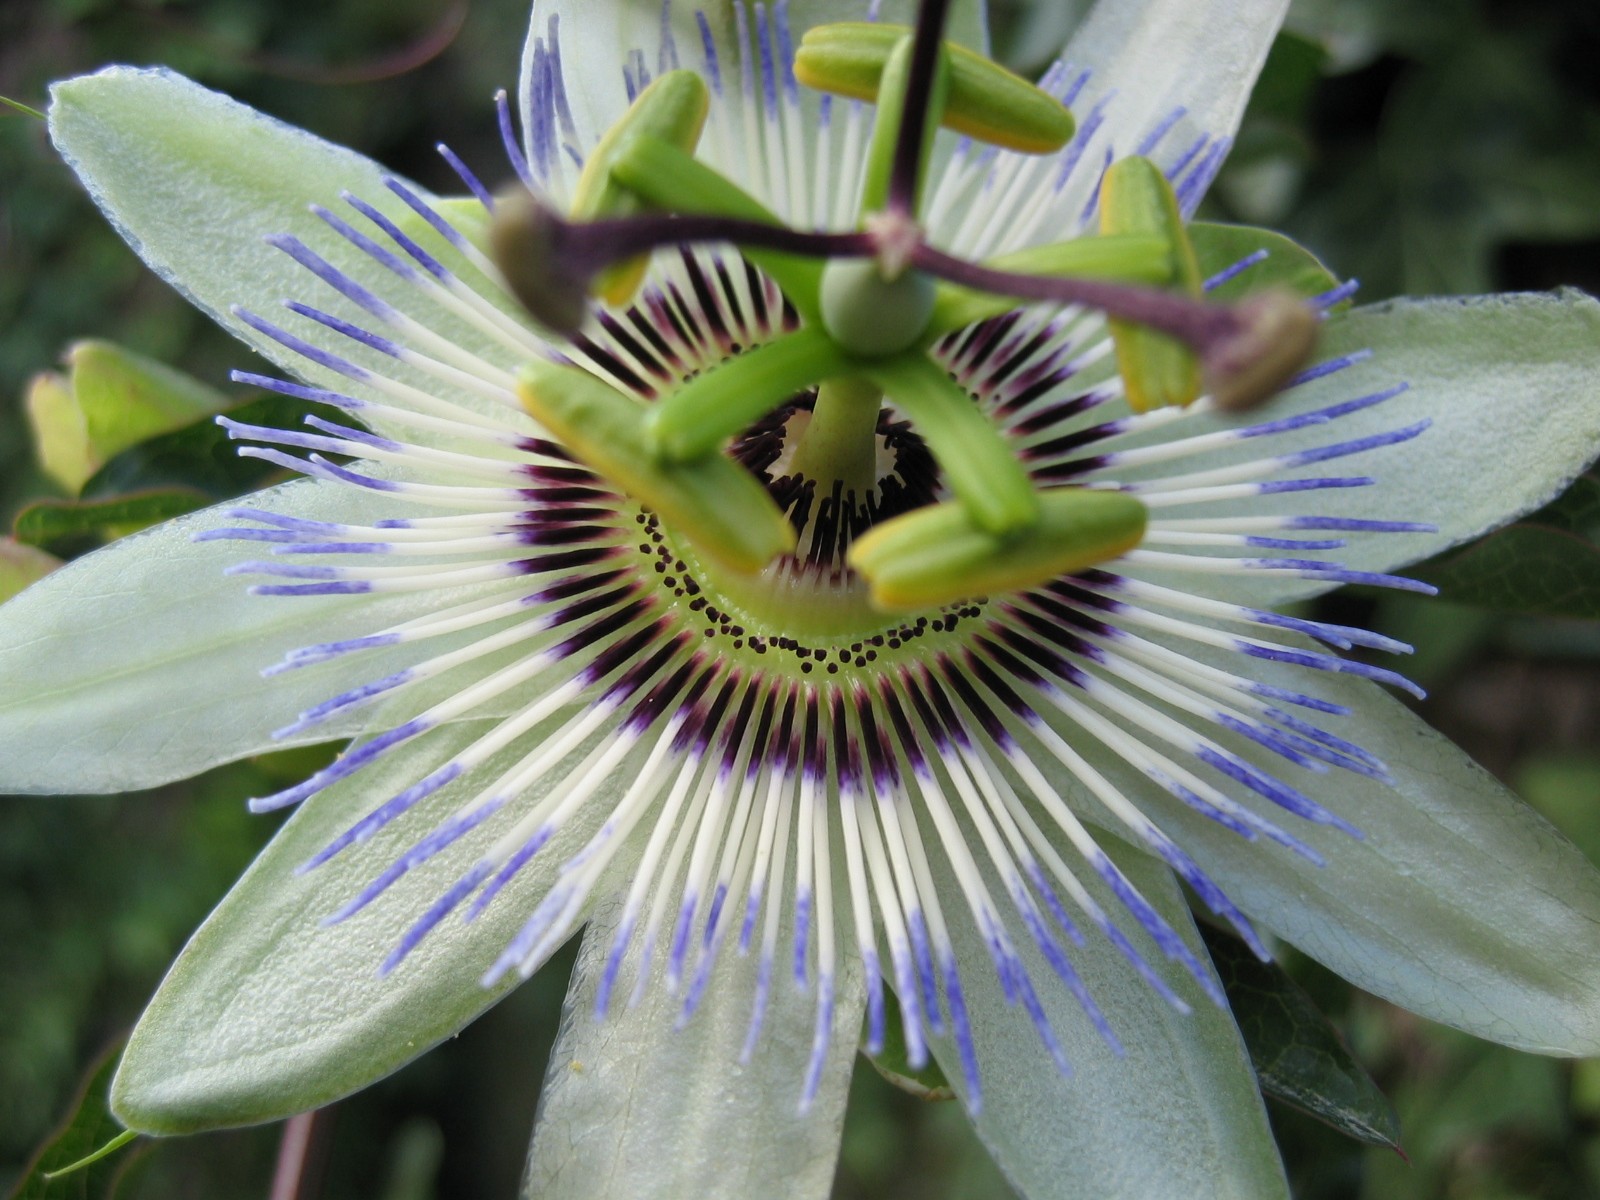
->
xmin=795 ymin=23 xmax=1074 ymax=155
xmin=848 ymin=489 xmax=1148 ymax=611
xmin=1098 ymin=156 xmax=1206 ymax=413
xmin=518 ymin=360 xmax=794 ymax=575
xmin=570 ymin=70 xmax=711 ymax=307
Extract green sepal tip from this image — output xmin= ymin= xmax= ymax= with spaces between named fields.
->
xmin=796 ymin=23 xmax=1075 ymax=155
xmin=1 ymin=93 xmax=45 ymax=120
xmin=570 ymin=70 xmax=711 ymax=307
xmin=849 ymin=488 xmax=1148 ymax=611
xmin=645 ymin=328 xmax=854 ymax=463
xmin=864 ymin=353 xmax=1039 ymax=538
xmin=517 ymin=360 xmax=795 ymax=574
xmin=40 ymin=1129 xmax=140 ymax=1181
xmin=1099 ymin=156 xmax=1205 ymax=413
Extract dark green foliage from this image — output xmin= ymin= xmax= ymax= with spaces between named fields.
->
xmin=1201 ymin=925 xmax=1401 ymax=1151
xmin=8 ymin=1046 xmax=145 ymax=1200
xmin=1415 ymin=473 xmax=1600 ymax=618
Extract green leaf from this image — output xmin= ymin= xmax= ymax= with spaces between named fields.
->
xmin=1189 ymin=222 xmax=1341 ymax=304
xmin=0 ymin=539 xmax=62 ymax=603
xmin=1198 ymin=925 xmax=1400 ymax=1150
xmin=1412 ymin=472 xmax=1600 ymax=618
xmin=14 ymin=490 xmax=211 ymax=552
xmin=522 ymin=896 xmax=865 ymax=1200
xmin=1516 ymin=754 xmax=1600 ymax=865
xmin=11 ymin=1042 xmax=144 ymax=1200
xmin=1529 ymin=472 xmax=1600 ymax=537
xmin=1242 ymin=31 xmax=1328 ymax=126
xmin=1286 ymin=35 xmax=1600 ymax=297
xmin=70 ymin=340 xmax=232 ymax=468
xmin=24 ymin=342 xmax=230 ymax=496
xmin=1413 ymin=523 xmax=1600 ymax=619
xmin=82 ymin=389 xmax=342 ymax=501
xmin=865 ymin=1001 xmax=955 ymax=1103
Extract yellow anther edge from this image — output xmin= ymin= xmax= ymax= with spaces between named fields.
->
xmin=848 ymin=489 xmax=1148 ymax=612
xmin=795 ymin=23 xmax=1074 ymax=155
xmin=518 ymin=360 xmax=795 ymax=575
xmin=570 ymin=70 xmax=711 ymax=307
xmin=1098 ymin=156 xmax=1205 ymax=413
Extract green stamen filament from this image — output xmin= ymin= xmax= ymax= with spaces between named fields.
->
xmin=863 ymin=353 xmax=1039 ymax=538
xmin=647 ymin=328 xmax=853 ymax=464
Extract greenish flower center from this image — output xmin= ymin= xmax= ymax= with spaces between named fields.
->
xmin=498 ymin=8 xmax=1313 ymax=616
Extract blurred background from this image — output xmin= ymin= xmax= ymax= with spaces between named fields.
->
xmin=2 ymin=0 xmax=1599 ymax=1196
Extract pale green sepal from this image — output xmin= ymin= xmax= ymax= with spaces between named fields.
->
xmin=47 ymin=68 xmax=540 ymax=439
xmin=1062 ymin=0 xmax=1288 ymax=139
xmin=925 ymin=840 xmax=1288 ymax=1200
xmin=1053 ymin=0 xmax=1288 ymax=205
xmin=850 ymin=488 xmax=1147 ymax=611
xmin=0 ymin=477 xmax=477 ymax=795
xmin=648 ymin=327 xmax=852 ymax=462
xmin=518 ymin=360 xmax=794 ymax=573
xmin=1113 ymin=289 xmax=1600 ymax=606
xmin=570 ymin=70 xmax=710 ymax=306
xmin=1095 ymin=632 xmax=1600 ymax=1056
xmin=26 ymin=372 xmax=97 ymax=496
xmin=927 ymin=233 xmax=1173 ymax=336
xmin=522 ymin=896 xmax=865 ymax=1200
xmin=865 ymin=353 xmax=1038 ymax=536
xmin=795 ymin=22 xmax=1074 ymax=154
xmin=113 ymin=717 xmax=629 ymax=1132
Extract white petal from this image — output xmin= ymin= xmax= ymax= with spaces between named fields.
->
xmin=925 ymin=839 xmax=1287 ymax=1200
xmin=523 ymin=893 xmax=865 ymax=1200
xmin=521 ymin=0 xmax=990 ymax=150
xmin=1117 ymin=289 xmax=1600 ymax=606
xmin=519 ymin=0 xmax=989 ymax=223
xmin=1061 ymin=0 xmax=1288 ymax=156
xmin=940 ymin=0 xmax=1287 ymax=256
xmin=0 ymin=478 xmax=485 ymax=794
xmin=48 ymin=67 xmax=539 ymax=436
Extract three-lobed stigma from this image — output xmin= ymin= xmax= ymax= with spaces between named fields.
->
xmin=487 ymin=9 xmax=1319 ymax=613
